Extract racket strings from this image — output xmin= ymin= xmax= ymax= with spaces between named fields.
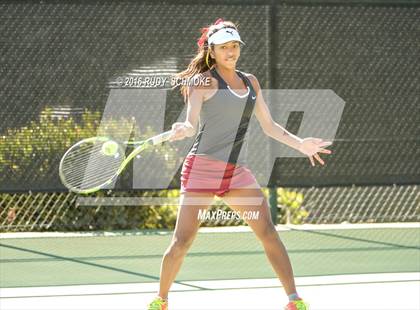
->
xmin=64 ymin=164 xmax=120 ymax=184
xmin=61 ymin=143 xmax=106 ymax=163
xmin=63 ymin=163 xmax=119 ymax=185
xmin=62 ymin=161 xmax=120 ymax=187
xmin=62 ymin=156 xmax=122 ymax=189
xmin=62 ymin=151 xmax=121 ymax=174
xmin=60 ymin=141 xmax=125 ymax=190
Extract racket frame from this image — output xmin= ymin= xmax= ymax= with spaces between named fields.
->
xmin=59 ymin=130 xmax=173 ymax=194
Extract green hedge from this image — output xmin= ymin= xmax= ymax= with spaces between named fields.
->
xmin=0 ymin=107 xmax=308 ymax=232
xmin=1 ymin=188 xmax=308 ymax=232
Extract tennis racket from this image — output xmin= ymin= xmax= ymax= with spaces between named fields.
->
xmin=59 ymin=130 xmax=174 ymax=194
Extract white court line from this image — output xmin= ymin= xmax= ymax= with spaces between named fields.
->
xmin=1 ymin=273 xmax=418 ymax=299
xmin=2 ymin=282 xmax=417 ymax=310
xmin=1 ymin=223 xmax=419 ymax=239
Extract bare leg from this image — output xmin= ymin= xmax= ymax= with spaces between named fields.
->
xmin=158 ymin=191 xmax=214 ymax=300
xmin=221 ymin=184 xmax=298 ymax=296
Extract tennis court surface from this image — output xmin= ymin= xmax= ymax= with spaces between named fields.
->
xmin=1 ymin=224 xmax=419 ymax=309
xmin=1 ymin=0 xmax=419 ymax=309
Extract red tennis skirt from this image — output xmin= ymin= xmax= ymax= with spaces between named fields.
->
xmin=180 ymin=154 xmax=258 ymax=197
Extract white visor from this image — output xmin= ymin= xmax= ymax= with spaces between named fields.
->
xmin=207 ymin=28 xmax=245 ymax=46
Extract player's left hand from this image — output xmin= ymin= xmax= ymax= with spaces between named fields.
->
xmin=169 ymin=122 xmax=195 ymax=142
xmin=298 ymin=138 xmax=333 ymax=166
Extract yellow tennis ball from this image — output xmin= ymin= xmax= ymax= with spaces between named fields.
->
xmin=101 ymin=141 xmax=119 ymax=156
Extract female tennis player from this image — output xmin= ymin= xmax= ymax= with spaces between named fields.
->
xmin=148 ymin=19 xmax=332 ymax=310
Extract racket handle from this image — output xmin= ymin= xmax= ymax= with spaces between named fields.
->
xmin=150 ymin=130 xmax=174 ymax=145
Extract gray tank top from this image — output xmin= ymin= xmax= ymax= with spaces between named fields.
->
xmin=188 ymin=68 xmax=257 ymax=166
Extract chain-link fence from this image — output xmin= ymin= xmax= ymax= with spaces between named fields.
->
xmin=1 ymin=1 xmax=418 ymax=232
xmin=1 ymin=1 xmax=418 ymax=192
xmin=1 ymin=185 xmax=418 ymax=232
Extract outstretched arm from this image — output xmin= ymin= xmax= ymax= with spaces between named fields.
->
xmin=248 ymin=74 xmax=332 ymax=166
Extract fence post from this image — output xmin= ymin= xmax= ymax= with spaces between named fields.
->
xmin=269 ymin=187 xmax=278 ymax=224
